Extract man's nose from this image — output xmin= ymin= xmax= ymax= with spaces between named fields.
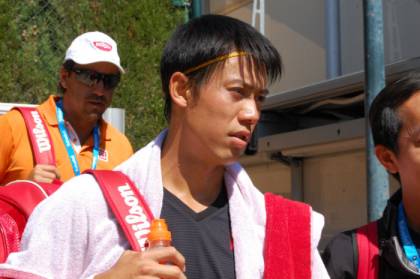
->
xmin=92 ymin=79 xmax=106 ymax=95
xmin=238 ymin=100 xmax=260 ymax=125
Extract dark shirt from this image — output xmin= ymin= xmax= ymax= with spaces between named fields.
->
xmin=161 ymin=187 xmax=235 ymax=279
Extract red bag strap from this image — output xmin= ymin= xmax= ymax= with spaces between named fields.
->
xmin=85 ymin=169 xmax=154 ymax=252
xmin=14 ymin=107 xmax=56 ymax=165
xmin=356 ymin=221 xmax=379 ymax=279
xmin=263 ymin=193 xmax=311 ymax=279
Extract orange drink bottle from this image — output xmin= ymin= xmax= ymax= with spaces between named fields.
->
xmin=147 ymin=219 xmax=172 ymax=249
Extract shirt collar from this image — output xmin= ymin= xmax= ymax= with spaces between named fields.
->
xmin=39 ymin=95 xmax=60 ymax=126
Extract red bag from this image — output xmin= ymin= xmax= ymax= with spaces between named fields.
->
xmin=0 ymin=107 xmax=62 ymax=262
xmin=356 ymin=221 xmax=379 ymax=279
xmin=0 ymin=180 xmax=61 ymax=262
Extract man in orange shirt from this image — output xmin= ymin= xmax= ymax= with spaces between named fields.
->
xmin=0 ymin=31 xmax=133 ymax=184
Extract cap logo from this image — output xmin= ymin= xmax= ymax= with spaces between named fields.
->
xmin=93 ymin=41 xmax=112 ymax=51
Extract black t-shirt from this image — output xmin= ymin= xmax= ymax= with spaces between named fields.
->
xmin=160 ymin=187 xmax=235 ymax=279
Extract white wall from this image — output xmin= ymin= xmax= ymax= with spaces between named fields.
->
xmin=212 ymin=0 xmax=327 ymax=93
xmin=340 ymin=0 xmax=420 ymax=74
xmin=242 ymin=160 xmax=291 ymax=197
xmin=211 ymin=0 xmax=420 ymax=88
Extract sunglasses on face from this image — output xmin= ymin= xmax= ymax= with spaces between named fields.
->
xmin=70 ymin=68 xmax=121 ymax=90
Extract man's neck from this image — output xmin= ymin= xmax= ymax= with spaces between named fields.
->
xmin=60 ymin=102 xmax=98 ymax=145
xmin=66 ymin=116 xmax=97 ymax=145
xmin=161 ymin=129 xmax=225 ymax=213
xmin=403 ymin=195 xmax=420 ymax=233
xmin=64 ymin=112 xmax=97 ymax=145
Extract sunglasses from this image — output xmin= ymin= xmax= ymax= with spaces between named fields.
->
xmin=70 ymin=68 xmax=121 ymax=90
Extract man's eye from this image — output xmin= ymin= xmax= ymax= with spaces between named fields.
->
xmin=88 ymin=73 xmax=98 ymax=81
xmin=229 ymin=87 xmax=244 ymax=94
xmin=413 ymin=138 xmax=420 ymax=146
xmin=257 ymin=95 xmax=267 ymax=103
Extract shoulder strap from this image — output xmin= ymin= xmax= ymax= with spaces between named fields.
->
xmin=13 ymin=107 xmax=55 ymax=165
xmin=85 ymin=169 xmax=154 ymax=252
xmin=263 ymin=193 xmax=311 ymax=279
xmin=356 ymin=221 xmax=379 ymax=279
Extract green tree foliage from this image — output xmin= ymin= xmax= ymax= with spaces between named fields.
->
xmin=0 ymin=0 xmax=184 ymax=149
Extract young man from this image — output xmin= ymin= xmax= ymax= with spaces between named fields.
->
xmin=323 ymin=73 xmax=420 ymax=278
xmin=0 ymin=31 xmax=133 ymax=184
xmin=0 ymin=15 xmax=328 ymax=278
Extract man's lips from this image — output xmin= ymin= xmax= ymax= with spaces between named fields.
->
xmin=86 ymin=97 xmax=106 ymax=106
xmin=229 ymin=130 xmax=251 ymax=145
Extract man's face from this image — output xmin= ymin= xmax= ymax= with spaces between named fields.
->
xmin=390 ymin=91 xmax=420 ymax=201
xmin=182 ymin=57 xmax=268 ymax=165
xmin=60 ymin=62 xmax=120 ymax=123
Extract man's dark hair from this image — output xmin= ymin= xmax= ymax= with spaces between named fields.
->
xmin=369 ymin=71 xmax=420 ymax=181
xmin=57 ymin=60 xmax=76 ymax=94
xmin=160 ymin=14 xmax=282 ymax=122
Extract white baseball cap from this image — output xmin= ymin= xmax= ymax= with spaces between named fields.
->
xmin=64 ymin=31 xmax=124 ymax=73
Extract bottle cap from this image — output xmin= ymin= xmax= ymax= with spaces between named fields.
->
xmin=148 ymin=219 xmax=172 ymax=241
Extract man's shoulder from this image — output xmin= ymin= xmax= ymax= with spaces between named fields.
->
xmin=0 ymin=109 xmax=26 ymax=129
xmin=101 ymin=122 xmax=133 ymax=156
xmin=324 ymin=229 xmax=355 ymax=252
xmin=99 ymin=119 xmax=130 ymax=142
xmin=101 ymin=121 xmax=126 ymax=137
xmin=46 ymin=173 xmax=106 ymax=209
xmin=1 ymin=95 xmax=52 ymax=120
xmin=322 ymin=228 xmax=358 ymax=278
xmin=0 ymin=98 xmax=55 ymax=139
xmin=1 ymin=107 xmax=25 ymax=118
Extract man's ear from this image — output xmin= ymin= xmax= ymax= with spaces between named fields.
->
xmin=169 ymin=72 xmax=191 ymax=108
xmin=59 ymin=67 xmax=70 ymax=90
xmin=375 ymin=145 xmax=399 ymax=173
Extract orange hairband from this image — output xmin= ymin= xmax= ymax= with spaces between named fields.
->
xmin=183 ymin=51 xmax=248 ymax=75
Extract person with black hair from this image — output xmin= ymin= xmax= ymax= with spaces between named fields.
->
xmin=323 ymin=72 xmax=420 ymax=278
xmin=0 ymin=31 xmax=133 ymax=184
xmin=0 ymin=15 xmax=328 ymax=278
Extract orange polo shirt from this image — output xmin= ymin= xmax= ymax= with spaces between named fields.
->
xmin=0 ymin=95 xmax=133 ymax=184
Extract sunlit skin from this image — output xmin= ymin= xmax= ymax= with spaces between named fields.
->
xmin=375 ymin=91 xmax=420 ymax=232
xmin=59 ymin=62 xmax=119 ymax=144
xmin=161 ymin=56 xmax=268 ymax=212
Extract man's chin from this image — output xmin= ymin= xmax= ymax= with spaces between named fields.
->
xmin=85 ymin=111 xmax=104 ymax=122
xmin=221 ymin=151 xmax=243 ymax=165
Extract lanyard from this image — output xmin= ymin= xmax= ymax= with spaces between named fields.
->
xmin=56 ymin=100 xmax=100 ymax=176
xmin=398 ymin=202 xmax=420 ymax=270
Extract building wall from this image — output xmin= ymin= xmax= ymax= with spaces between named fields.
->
xmin=340 ymin=0 xmax=420 ymax=74
xmin=303 ymin=149 xmax=367 ymax=248
xmin=243 ymin=160 xmax=291 ymax=197
xmin=212 ymin=0 xmax=326 ymax=93
xmin=209 ymin=0 xmax=420 ymax=88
